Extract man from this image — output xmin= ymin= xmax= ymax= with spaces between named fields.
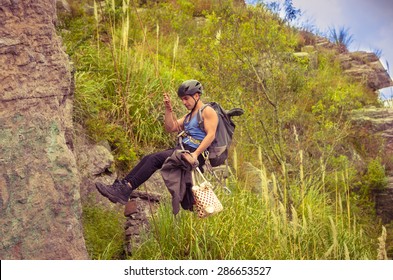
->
xmin=95 ymin=80 xmax=219 ymax=205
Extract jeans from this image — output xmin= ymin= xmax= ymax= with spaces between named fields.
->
xmin=124 ymin=145 xmax=205 ymax=189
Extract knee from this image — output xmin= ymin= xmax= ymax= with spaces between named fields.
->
xmin=151 ymin=154 xmax=165 ymax=168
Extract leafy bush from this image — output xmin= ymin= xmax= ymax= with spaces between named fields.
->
xmin=82 ymin=203 xmax=125 ymax=259
xmin=363 ymin=158 xmax=388 ymax=193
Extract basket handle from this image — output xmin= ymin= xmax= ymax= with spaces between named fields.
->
xmin=192 ymin=167 xmax=209 ymax=186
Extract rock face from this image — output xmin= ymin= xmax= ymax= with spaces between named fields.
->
xmin=375 ymin=177 xmax=393 ymax=224
xmin=0 ymin=0 xmax=88 ymax=259
xmin=73 ymin=127 xmax=118 ymax=204
xmin=351 ymin=108 xmax=393 ymax=229
xmin=301 ymin=35 xmax=393 ymax=91
xmin=71 ymin=124 xmax=169 ymax=256
xmin=339 ymin=51 xmax=393 ymax=91
xmin=351 ymin=107 xmax=393 ymax=162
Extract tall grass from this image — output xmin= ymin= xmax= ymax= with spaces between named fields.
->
xmin=130 ymin=158 xmax=375 ymax=260
xmin=327 ymin=26 xmax=354 ymax=49
xmin=82 ymin=202 xmax=125 ymax=260
xmin=65 ymin=0 xmax=188 ymax=168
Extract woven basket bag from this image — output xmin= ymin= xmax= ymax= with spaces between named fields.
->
xmin=192 ymin=168 xmax=223 ymax=218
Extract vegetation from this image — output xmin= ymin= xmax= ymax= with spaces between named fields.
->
xmin=82 ymin=201 xmax=125 ymax=259
xmin=131 ymin=153 xmax=376 ymax=259
xmin=327 ymin=26 xmax=354 ymax=52
xmin=362 ymin=158 xmax=388 ymax=194
xmin=58 ymin=0 xmax=388 ymax=259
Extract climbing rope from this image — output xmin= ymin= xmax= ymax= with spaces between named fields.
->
xmin=130 ymin=0 xmax=181 ymax=132
xmin=129 ymin=0 xmax=181 ymax=258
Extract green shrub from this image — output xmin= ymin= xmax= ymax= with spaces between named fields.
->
xmin=363 ymin=158 xmax=388 ymax=193
xmin=82 ymin=203 xmax=125 ymax=259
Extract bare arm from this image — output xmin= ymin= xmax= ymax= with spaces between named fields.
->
xmin=163 ymin=92 xmax=183 ymax=133
xmin=191 ymin=106 xmax=218 ymax=158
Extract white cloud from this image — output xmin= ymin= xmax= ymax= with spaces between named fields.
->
xmin=292 ymin=0 xmax=345 ymax=29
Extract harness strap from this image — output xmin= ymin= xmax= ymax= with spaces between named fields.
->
xmin=181 ymin=131 xmax=202 ymax=146
xmin=177 ymin=131 xmax=211 ymax=169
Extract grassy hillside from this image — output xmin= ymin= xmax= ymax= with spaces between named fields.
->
xmin=58 ymin=0 xmax=388 ymax=259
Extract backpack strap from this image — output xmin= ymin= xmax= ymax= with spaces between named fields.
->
xmin=184 ymin=112 xmax=192 ymax=123
xmin=197 ymin=103 xmax=211 ymax=132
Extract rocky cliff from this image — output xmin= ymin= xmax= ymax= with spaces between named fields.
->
xmin=339 ymin=51 xmax=393 ymax=91
xmin=298 ymin=35 xmax=393 ymax=91
xmin=351 ymin=107 xmax=393 ymax=229
xmin=0 ymin=0 xmax=88 ymax=259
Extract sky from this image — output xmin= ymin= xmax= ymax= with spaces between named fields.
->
xmin=247 ymin=0 xmax=393 ymax=98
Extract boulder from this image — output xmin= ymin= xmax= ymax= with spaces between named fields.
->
xmin=56 ymin=0 xmax=71 ymax=13
xmin=77 ymin=145 xmax=118 ymax=204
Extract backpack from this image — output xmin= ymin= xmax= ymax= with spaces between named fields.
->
xmin=197 ymin=102 xmax=243 ymax=167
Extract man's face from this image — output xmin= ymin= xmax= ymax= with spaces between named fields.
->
xmin=180 ymin=93 xmax=199 ymax=110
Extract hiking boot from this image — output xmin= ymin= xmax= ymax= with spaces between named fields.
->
xmin=95 ymin=179 xmax=133 ymax=205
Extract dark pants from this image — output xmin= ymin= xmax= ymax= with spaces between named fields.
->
xmin=124 ymin=145 xmax=205 ymax=189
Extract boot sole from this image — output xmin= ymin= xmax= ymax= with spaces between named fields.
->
xmin=95 ymin=183 xmax=128 ymax=205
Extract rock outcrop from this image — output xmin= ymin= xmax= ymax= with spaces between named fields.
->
xmin=72 ymin=124 xmax=168 ymax=256
xmin=300 ymin=35 xmax=393 ymax=91
xmin=375 ymin=177 xmax=393 ymax=224
xmin=339 ymin=51 xmax=393 ymax=91
xmin=73 ymin=126 xmax=118 ymax=205
xmin=0 ymin=0 xmax=88 ymax=259
xmin=351 ymin=107 xmax=393 ymax=162
xmin=351 ymin=107 xmax=393 ymax=231
xmin=124 ymin=188 xmax=162 ymax=255
xmin=122 ymin=170 xmax=168 ymax=255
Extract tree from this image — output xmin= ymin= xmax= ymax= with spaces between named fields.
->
xmin=261 ymin=0 xmax=301 ymax=23
xmin=283 ymin=0 xmax=301 ymax=22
